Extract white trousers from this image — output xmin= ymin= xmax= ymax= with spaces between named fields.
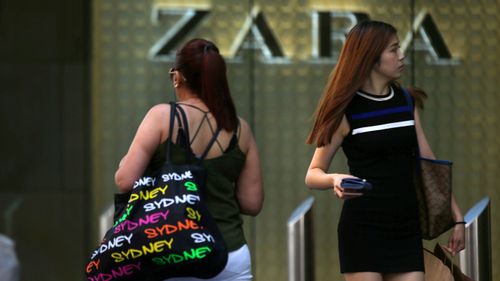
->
xmin=0 ymin=234 xmax=20 ymax=281
xmin=166 ymin=244 xmax=253 ymax=281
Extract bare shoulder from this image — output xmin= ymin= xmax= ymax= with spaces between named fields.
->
xmin=237 ymin=117 xmax=255 ymax=153
xmin=148 ymin=103 xmax=171 ymax=115
xmin=142 ymin=103 xmax=172 ymax=122
xmin=238 ymin=117 xmax=253 ymax=137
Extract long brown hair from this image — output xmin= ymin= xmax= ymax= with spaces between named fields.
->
xmin=306 ymin=21 xmax=398 ymax=146
xmin=175 ymin=38 xmax=238 ymax=131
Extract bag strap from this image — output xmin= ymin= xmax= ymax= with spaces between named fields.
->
xmin=401 ymin=87 xmax=421 ymax=158
xmin=176 ymin=104 xmax=191 ymax=146
xmin=165 ymin=102 xmax=192 ymax=163
xmin=401 ymin=87 xmax=414 ymax=114
xmin=165 ymin=102 xmax=179 ymax=163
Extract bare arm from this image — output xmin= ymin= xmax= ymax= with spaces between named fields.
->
xmin=235 ymin=118 xmax=264 ymax=216
xmin=305 ymin=116 xmax=360 ymax=198
xmin=414 ymin=109 xmax=435 ymax=159
xmin=415 ymin=109 xmax=464 ymax=220
xmin=414 ymin=108 xmax=465 ymax=254
xmin=114 ymin=104 xmax=170 ymax=193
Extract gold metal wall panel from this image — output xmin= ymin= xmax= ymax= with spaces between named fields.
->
xmin=92 ymin=1 xmax=500 ymax=280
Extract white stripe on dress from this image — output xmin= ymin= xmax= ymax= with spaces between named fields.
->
xmin=352 ymin=120 xmax=415 ymax=135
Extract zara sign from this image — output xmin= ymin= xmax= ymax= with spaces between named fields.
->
xmin=148 ymin=4 xmax=458 ymax=65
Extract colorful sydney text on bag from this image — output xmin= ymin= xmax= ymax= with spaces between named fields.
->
xmin=85 ymin=103 xmax=228 ymax=281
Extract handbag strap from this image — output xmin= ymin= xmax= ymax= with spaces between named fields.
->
xmin=166 ymin=102 xmax=192 ymax=163
xmin=165 ymin=102 xmax=180 ymax=164
xmin=401 ymin=87 xmax=414 ymax=113
xmin=166 ymin=102 xmax=222 ymax=164
xmin=401 ymin=87 xmax=421 ymax=158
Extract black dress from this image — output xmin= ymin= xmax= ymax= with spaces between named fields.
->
xmin=338 ymin=86 xmax=424 ymax=273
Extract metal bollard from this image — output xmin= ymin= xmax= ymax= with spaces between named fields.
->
xmin=99 ymin=204 xmax=115 ymax=239
xmin=287 ymin=196 xmax=315 ymax=281
xmin=459 ymin=197 xmax=492 ymax=281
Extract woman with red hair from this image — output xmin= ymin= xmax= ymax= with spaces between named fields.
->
xmin=115 ymin=38 xmax=263 ymax=281
xmin=305 ymin=21 xmax=465 ymax=281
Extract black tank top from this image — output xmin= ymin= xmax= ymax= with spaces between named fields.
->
xmin=147 ymin=105 xmax=247 ymax=251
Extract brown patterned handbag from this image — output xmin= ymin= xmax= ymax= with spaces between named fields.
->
xmin=402 ymin=87 xmax=455 ymax=240
xmin=414 ymin=157 xmax=455 ymax=240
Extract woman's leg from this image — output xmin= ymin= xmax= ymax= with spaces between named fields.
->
xmin=384 ymin=272 xmax=425 ymax=281
xmin=344 ymin=272 xmax=383 ymax=281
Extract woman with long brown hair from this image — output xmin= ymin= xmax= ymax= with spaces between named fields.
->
xmin=115 ymin=38 xmax=263 ymax=280
xmin=305 ymin=21 xmax=465 ymax=281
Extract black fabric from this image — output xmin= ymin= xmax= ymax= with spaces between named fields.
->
xmin=339 ymin=86 xmax=424 ymax=273
xmin=85 ymin=103 xmax=228 ymax=280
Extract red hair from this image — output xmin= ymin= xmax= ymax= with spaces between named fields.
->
xmin=175 ymin=39 xmax=238 ymax=131
xmin=306 ymin=21 xmax=398 ymax=146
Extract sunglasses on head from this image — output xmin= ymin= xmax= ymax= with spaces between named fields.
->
xmin=169 ymin=67 xmax=187 ymax=82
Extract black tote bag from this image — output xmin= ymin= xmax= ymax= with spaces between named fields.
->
xmin=85 ymin=102 xmax=228 ymax=281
